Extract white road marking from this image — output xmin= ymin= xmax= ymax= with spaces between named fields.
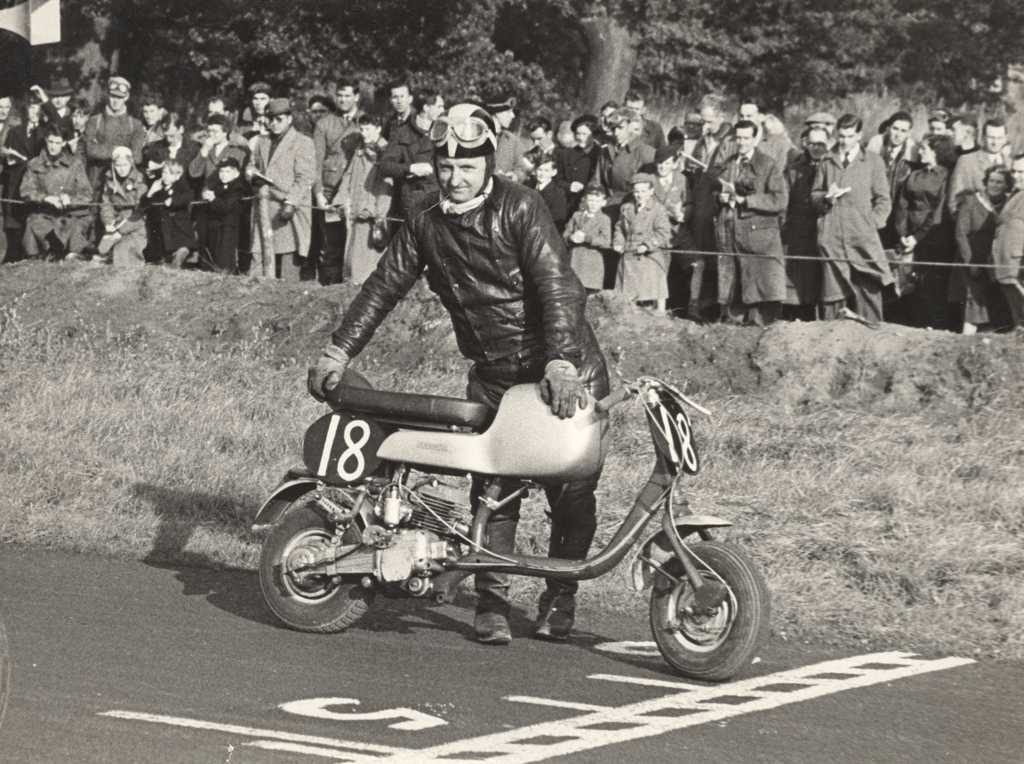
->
xmin=372 ymin=652 xmax=975 ymax=763
xmin=587 ymin=673 xmax=705 ymax=690
xmin=592 ymin=640 xmax=661 ymax=657
xmin=280 ymin=697 xmax=448 ymax=731
xmin=98 ymin=710 xmax=407 ymax=756
xmin=245 ymin=739 xmax=360 ymax=759
xmin=504 ymin=696 xmax=610 ymax=712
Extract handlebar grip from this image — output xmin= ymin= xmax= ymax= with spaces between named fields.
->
xmin=595 ymin=387 xmax=631 ymax=414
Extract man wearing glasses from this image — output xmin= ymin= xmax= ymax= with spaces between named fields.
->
xmin=308 ymin=104 xmax=610 ymax=646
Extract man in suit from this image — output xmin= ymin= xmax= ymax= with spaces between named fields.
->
xmin=712 ymin=119 xmax=788 ymax=325
xmin=246 ymin=98 xmax=316 ymax=280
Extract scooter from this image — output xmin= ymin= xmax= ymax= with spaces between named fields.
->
xmin=253 ymin=371 xmax=770 ymax=681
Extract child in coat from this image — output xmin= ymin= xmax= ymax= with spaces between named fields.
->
xmin=613 ymin=172 xmax=672 ymax=309
xmin=143 ymin=158 xmax=196 ymax=267
xmin=564 ymin=184 xmax=612 ymax=292
xmin=199 ymin=156 xmax=248 ymax=273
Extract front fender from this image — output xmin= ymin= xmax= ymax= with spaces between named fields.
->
xmin=633 ymin=515 xmax=733 ymax=589
xmin=252 ymin=477 xmax=320 ymax=532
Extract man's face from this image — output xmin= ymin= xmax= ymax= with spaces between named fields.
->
xmin=624 ymin=98 xmax=645 ymax=117
xmin=1011 ymin=159 xmax=1024 ymax=191
xmin=494 ymin=108 xmax=514 ymax=130
xmin=27 ymin=103 xmax=41 ymax=121
xmin=308 ymin=102 xmax=329 ymax=123
xmin=633 ymin=182 xmax=654 ymax=205
xmin=684 ymin=119 xmax=702 ymax=139
xmin=700 ymin=106 xmax=722 ymax=136
xmin=269 ymin=112 xmax=291 ymax=136
xmin=656 ymin=156 xmax=676 ymax=177
xmin=164 ymin=122 xmax=183 ymax=141
xmin=390 ymin=86 xmax=412 ymax=114
xmin=422 ymin=96 xmax=445 ymax=123
xmin=928 ymin=119 xmax=949 ymax=136
xmin=72 ymin=110 xmax=88 ymax=132
xmin=600 ymin=106 xmax=616 ymax=128
xmin=142 ymin=104 xmax=163 ymax=127
xmin=207 ymin=99 xmax=225 ymax=116
xmin=52 ymin=95 xmax=70 ymax=110
xmin=952 ymin=121 xmax=974 ymax=146
xmin=734 ymin=126 xmax=756 ymax=154
xmin=573 ymin=124 xmax=593 ymax=147
xmin=436 ymin=156 xmax=488 ymax=203
xmin=107 ymin=94 xmax=127 ymax=113
xmin=359 ymin=123 xmax=381 ymax=145
xmin=612 ymin=122 xmax=631 ymax=146
xmin=739 ymin=103 xmax=760 ymax=123
xmin=45 ymin=134 xmax=65 ymax=157
xmin=984 ymin=125 xmax=1007 ymax=155
xmin=252 ymin=92 xmax=270 ymax=113
xmin=0 ymin=98 xmax=10 ymax=121
xmin=530 ymin=126 xmax=551 ymax=147
xmin=207 ymin=123 xmax=226 ymax=144
xmin=337 ymin=86 xmax=357 ymax=113
xmin=805 ymin=128 xmax=830 ymax=159
xmin=887 ymin=119 xmax=911 ymax=147
xmin=836 ymin=126 xmax=861 ymax=154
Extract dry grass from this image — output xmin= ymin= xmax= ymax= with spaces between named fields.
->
xmin=1 ymin=264 xmax=1023 ymax=659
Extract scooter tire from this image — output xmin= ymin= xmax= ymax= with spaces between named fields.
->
xmin=649 ymin=540 xmax=770 ymax=682
xmin=258 ymin=501 xmax=374 ymax=633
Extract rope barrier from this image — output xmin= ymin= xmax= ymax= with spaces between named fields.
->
xmin=2 ymin=196 xmax=1019 ymax=272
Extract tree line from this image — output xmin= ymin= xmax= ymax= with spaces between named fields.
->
xmin=32 ymin=0 xmax=1024 ymax=116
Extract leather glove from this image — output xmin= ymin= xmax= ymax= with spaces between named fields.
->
xmin=307 ymin=345 xmax=349 ymax=402
xmin=279 ymin=203 xmax=296 ymax=222
xmin=538 ymin=360 xmax=588 ymax=419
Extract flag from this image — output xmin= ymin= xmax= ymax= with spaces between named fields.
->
xmin=0 ymin=0 xmax=60 ymax=94
xmin=0 ymin=0 xmax=61 ymax=44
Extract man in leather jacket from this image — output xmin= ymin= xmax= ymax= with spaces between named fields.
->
xmin=308 ymin=103 xmax=610 ymax=645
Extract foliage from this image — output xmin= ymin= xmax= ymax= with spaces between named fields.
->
xmin=27 ymin=1 xmax=1024 ymax=122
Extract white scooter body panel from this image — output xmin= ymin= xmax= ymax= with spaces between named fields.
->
xmin=376 ymin=384 xmax=607 ymax=481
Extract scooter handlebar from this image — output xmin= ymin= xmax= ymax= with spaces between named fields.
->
xmin=595 ymin=386 xmax=632 ymax=414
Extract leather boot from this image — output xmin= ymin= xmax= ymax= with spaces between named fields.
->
xmin=474 ymin=517 xmax=518 ymax=645
xmin=534 ymin=494 xmax=596 ymax=641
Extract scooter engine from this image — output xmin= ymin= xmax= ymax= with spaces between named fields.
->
xmin=375 ymin=528 xmax=453 ymax=584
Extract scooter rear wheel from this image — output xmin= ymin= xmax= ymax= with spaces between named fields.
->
xmin=649 ymin=540 xmax=769 ymax=682
xmin=259 ymin=501 xmax=374 ymax=633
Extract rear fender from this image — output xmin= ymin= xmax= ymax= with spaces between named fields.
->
xmin=252 ymin=477 xmax=320 ymax=532
xmin=632 ymin=515 xmax=733 ymax=590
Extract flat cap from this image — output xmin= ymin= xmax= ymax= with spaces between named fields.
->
xmin=266 ymin=97 xmax=292 ymax=117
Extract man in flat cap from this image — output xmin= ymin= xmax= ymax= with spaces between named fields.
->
xmin=246 ymin=97 xmax=316 ymax=280
xmin=30 ymin=77 xmax=75 ymax=140
xmin=308 ymin=103 xmax=610 ymax=646
xmin=83 ymin=75 xmax=146 ymax=188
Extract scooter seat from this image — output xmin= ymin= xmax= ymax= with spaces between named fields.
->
xmin=329 ymin=384 xmax=494 ymax=432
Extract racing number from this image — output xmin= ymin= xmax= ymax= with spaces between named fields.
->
xmin=318 ymin=416 xmax=372 ymax=480
xmin=303 ymin=413 xmax=384 ymax=484
xmin=657 ymin=405 xmax=699 ymax=474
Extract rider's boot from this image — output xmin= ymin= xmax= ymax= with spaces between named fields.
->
xmin=474 ymin=517 xmax=518 ymax=645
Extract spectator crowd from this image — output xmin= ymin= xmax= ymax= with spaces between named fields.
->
xmin=1 ymin=74 xmax=1023 ymax=332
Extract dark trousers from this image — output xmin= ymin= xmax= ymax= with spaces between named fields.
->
xmin=821 ymin=268 xmax=885 ymax=322
xmin=312 ymin=210 xmax=346 ymax=285
xmin=466 ymin=354 xmax=608 ymax=602
xmin=1002 ymin=282 xmax=1024 ymax=328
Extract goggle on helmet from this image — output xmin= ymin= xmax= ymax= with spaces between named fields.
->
xmin=430 ymin=103 xmax=497 ymax=159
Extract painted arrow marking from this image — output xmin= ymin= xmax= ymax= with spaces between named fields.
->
xmin=280 ymin=696 xmax=448 ymax=731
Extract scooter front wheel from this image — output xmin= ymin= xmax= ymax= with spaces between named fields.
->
xmin=649 ymin=540 xmax=769 ymax=682
xmin=259 ymin=501 xmax=374 ymax=633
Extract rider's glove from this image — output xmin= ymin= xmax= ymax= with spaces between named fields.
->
xmin=539 ymin=360 xmax=588 ymax=419
xmin=307 ymin=344 xmax=349 ymax=402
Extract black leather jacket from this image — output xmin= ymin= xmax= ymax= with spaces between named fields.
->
xmin=331 ymin=176 xmax=608 ymax=392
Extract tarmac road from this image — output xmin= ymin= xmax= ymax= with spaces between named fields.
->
xmin=0 ymin=547 xmax=1020 ymax=763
